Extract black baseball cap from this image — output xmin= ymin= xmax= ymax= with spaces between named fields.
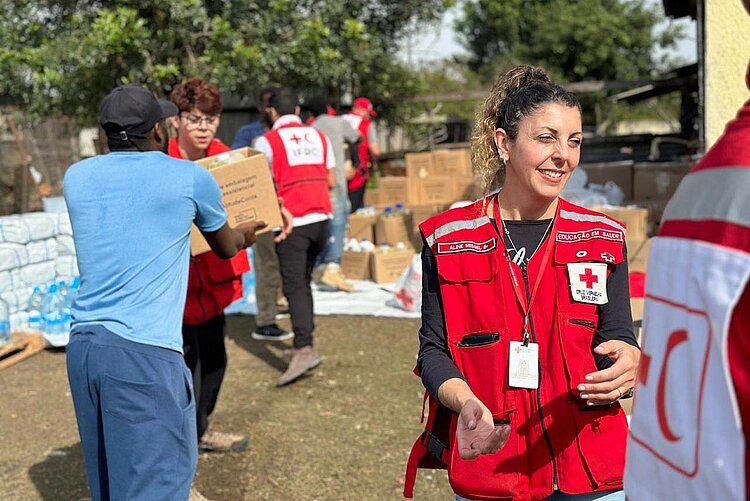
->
xmin=99 ymin=84 xmax=178 ymax=140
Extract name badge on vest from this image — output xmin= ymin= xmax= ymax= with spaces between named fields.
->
xmin=278 ymin=128 xmax=324 ymax=166
xmin=567 ymin=262 xmax=608 ymax=305
xmin=509 ymin=341 xmax=539 ymax=389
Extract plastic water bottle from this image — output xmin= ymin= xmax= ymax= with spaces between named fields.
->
xmin=0 ymin=298 xmax=10 ymax=346
xmin=58 ymin=279 xmax=74 ymax=331
xmin=27 ymin=286 xmax=45 ymax=332
xmin=382 ymin=207 xmax=394 ymax=218
xmin=41 ymin=283 xmax=65 ymax=337
xmin=70 ymin=276 xmax=81 ymax=300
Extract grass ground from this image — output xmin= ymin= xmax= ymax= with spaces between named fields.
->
xmin=0 ymin=314 xmax=452 ymax=500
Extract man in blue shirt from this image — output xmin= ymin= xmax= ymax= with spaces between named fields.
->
xmin=64 ymin=84 xmax=266 ymax=501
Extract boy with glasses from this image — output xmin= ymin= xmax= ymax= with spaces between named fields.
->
xmin=168 ymin=77 xmax=251 ymax=456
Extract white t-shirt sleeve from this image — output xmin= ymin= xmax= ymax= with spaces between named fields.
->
xmin=367 ymin=122 xmax=378 ymax=145
xmin=192 ymin=165 xmax=227 ymax=232
xmin=324 ymin=136 xmax=336 ymax=169
xmin=253 ymin=136 xmax=274 ymax=177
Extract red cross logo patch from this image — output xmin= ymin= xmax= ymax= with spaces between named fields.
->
xmin=567 ymin=262 xmax=608 ymax=304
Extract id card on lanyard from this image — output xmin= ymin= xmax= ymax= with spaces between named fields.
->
xmin=493 ymin=195 xmax=557 ymax=389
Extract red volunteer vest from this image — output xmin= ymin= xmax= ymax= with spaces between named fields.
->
xmin=625 ymin=78 xmax=750 ymax=500
xmin=405 ymin=196 xmax=629 ymax=501
xmin=341 ymin=113 xmax=372 ymax=191
xmin=168 ymin=138 xmax=250 ymax=324
xmin=264 ymin=123 xmax=332 ymax=217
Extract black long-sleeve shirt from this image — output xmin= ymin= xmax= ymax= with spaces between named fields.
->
xmin=416 ymin=218 xmax=639 ymax=399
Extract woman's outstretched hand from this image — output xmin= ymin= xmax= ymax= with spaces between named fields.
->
xmin=457 ymin=398 xmax=511 ymax=460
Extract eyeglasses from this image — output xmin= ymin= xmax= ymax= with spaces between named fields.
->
xmin=181 ymin=113 xmax=220 ymax=128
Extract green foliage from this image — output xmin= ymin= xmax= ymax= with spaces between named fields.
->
xmin=455 ymin=0 xmax=684 ymax=82
xmin=0 ymin=0 xmax=450 ymax=124
xmin=417 ymin=61 xmax=487 ymax=120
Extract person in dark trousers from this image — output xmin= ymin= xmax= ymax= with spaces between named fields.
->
xmin=65 ymin=84 xmax=266 ymax=501
xmin=254 ymin=88 xmax=337 ymax=386
xmin=168 ymin=77 xmax=253 ymax=455
xmin=232 ymin=88 xmax=292 ymax=342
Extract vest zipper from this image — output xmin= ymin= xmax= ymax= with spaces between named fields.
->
xmin=521 ymin=265 xmax=559 ymax=492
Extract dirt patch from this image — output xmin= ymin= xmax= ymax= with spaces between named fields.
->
xmin=0 ymin=315 xmax=451 ymax=500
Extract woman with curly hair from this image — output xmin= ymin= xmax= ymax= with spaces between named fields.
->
xmin=406 ymin=65 xmax=640 ymax=501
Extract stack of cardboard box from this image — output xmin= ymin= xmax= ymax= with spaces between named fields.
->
xmin=344 ymin=147 xmax=486 ymax=282
xmin=366 ymin=147 xmax=480 ymax=208
xmin=342 ymin=209 xmax=415 ymax=284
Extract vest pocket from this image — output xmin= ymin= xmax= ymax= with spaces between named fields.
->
xmin=452 ymin=331 xmax=516 ymax=419
xmin=447 ymin=330 xmax=521 ymax=499
xmin=435 ymin=250 xmax=498 ymax=283
xmin=557 ymin=313 xmax=599 ymax=397
xmin=558 ymin=312 xmax=627 ymax=487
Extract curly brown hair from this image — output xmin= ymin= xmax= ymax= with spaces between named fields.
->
xmin=471 ymin=65 xmax=580 ymax=196
xmin=169 ymin=77 xmax=222 ymax=115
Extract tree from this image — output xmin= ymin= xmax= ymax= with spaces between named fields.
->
xmin=455 ymin=0 xmax=684 ymax=82
xmin=0 ymin=0 xmax=451 ymax=123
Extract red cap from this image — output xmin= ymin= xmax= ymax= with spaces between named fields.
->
xmin=353 ymin=97 xmax=377 ymax=117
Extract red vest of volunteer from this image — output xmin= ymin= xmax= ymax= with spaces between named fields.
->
xmin=405 ymin=197 xmax=629 ymax=501
xmin=625 ymin=76 xmax=750 ymax=500
xmin=168 ymin=138 xmax=250 ymax=325
xmin=264 ymin=123 xmax=332 ymax=217
xmin=340 ymin=112 xmax=372 ymax=191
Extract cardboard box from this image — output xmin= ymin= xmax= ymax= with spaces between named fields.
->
xmin=407 ymin=203 xmax=445 ymax=249
xmin=378 ymin=177 xmax=410 ymax=206
xmin=347 ymin=213 xmax=378 ymax=242
xmin=627 ymin=237 xmax=651 ymax=273
xmin=593 ymin=205 xmax=649 ymax=239
xmin=375 ymin=213 xmax=410 ymax=246
xmin=432 ymin=148 xmax=472 ymax=176
xmin=405 ymin=152 xmax=434 ymax=179
xmin=341 ymin=250 xmax=372 ymax=280
xmin=633 ymin=162 xmax=691 ymax=202
xmin=580 ymin=161 xmax=634 ymax=201
xmin=363 ymin=187 xmax=380 ymax=207
xmin=453 ymin=174 xmax=482 ymax=202
xmin=379 ymin=158 xmax=406 ymax=177
xmin=371 ymin=248 xmax=414 ymax=284
xmin=190 ymin=148 xmax=282 ymax=255
xmin=419 ymin=176 xmax=454 ymax=205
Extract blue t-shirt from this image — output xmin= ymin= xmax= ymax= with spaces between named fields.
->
xmin=63 ymin=151 xmax=227 ymax=352
xmin=231 ymin=121 xmax=266 ymax=149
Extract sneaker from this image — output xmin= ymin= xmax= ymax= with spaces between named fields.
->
xmin=318 ymin=263 xmax=354 ymax=292
xmin=276 ymin=346 xmax=322 ymax=386
xmin=198 ymin=430 xmax=249 ymax=453
xmin=252 ymin=323 xmax=293 ymax=341
xmin=189 ymin=486 xmax=211 ymax=501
